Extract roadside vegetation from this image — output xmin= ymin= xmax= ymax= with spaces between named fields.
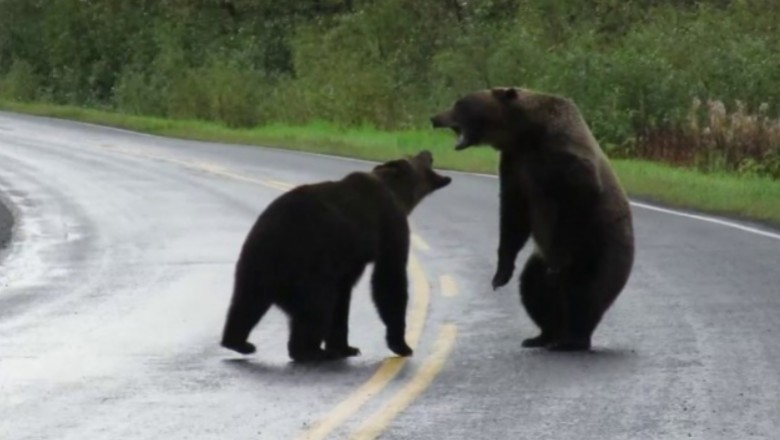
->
xmin=1 ymin=0 xmax=780 ymax=225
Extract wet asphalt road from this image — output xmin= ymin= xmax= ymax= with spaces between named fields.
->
xmin=1 ymin=111 xmax=780 ymax=440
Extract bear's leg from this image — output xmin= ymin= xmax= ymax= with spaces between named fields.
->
xmin=285 ymin=290 xmax=340 ymax=362
xmin=221 ymin=281 xmax=273 ymax=355
xmin=324 ymin=290 xmax=361 ymax=358
xmin=547 ymin=291 xmax=599 ymax=351
xmin=549 ymin=246 xmax=632 ymax=352
xmin=288 ymin=318 xmax=332 ymax=362
xmin=325 ymin=267 xmax=365 ymax=358
xmin=546 ymin=259 xmax=603 ymax=351
xmin=519 ymin=253 xmax=566 ymax=348
xmin=371 ymin=254 xmax=413 ymax=357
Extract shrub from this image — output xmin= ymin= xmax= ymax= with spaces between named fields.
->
xmin=0 ymin=59 xmax=39 ymax=102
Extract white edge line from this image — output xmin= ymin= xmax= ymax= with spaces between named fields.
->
xmin=445 ymin=170 xmax=780 ymax=241
xmin=4 ymin=111 xmax=779 ymax=241
xmin=629 ymin=201 xmax=780 ymax=241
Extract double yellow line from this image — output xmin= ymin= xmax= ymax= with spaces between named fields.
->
xmin=104 ymin=145 xmax=459 ymax=439
xmin=346 ymin=324 xmax=458 ymax=440
xmin=298 ymin=253 xmax=457 ymax=440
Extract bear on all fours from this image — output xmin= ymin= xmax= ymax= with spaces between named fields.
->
xmin=221 ymin=151 xmax=452 ymax=362
xmin=431 ymin=87 xmax=635 ymax=351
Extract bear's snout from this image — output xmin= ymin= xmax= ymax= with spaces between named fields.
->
xmin=430 ymin=111 xmax=455 ymax=129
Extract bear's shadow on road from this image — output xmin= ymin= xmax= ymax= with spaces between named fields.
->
xmin=220 ymin=355 xmax=391 ymax=385
xmin=521 ymin=345 xmax=639 ymax=361
xmin=513 ymin=345 xmax=642 ymax=377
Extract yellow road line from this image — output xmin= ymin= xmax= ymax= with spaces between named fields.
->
xmin=348 ymin=324 xmax=458 ymax=440
xmin=405 ymin=254 xmax=431 ymax=349
xmin=296 ymin=253 xmax=430 ymax=440
xmin=439 ymin=274 xmax=459 ymax=298
xmin=296 ymin=359 xmax=404 ymax=440
xmin=267 ymin=179 xmax=295 ymax=190
xmin=184 ymin=162 xmax=290 ymax=193
xmin=410 ymin=233 xmax=430 ymax=252
xmin=260 ymin=180 xmax=293 ymax=192
xmin=104 ymin=147 xmax=293 ymax=192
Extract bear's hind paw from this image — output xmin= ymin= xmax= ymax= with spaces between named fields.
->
xmin=338 ymin=346 xmax=362 ymax=357
xmin=290 ymin=348 xmax=346 ymax=363
xmin=388 ymin=340 xmax=413 ymax=357
xmin=221 ymin=340 xmax=256 ymax=355
xmin=521 ymin=334 xmax=552 ymax=348
xmin=326 ymin=345 xmax=362 ymax=358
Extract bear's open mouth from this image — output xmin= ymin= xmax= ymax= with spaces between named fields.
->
xmin=445 ymin=125 xmax=466 ymax=150
xmin=455 ymin=132 xmax=469 ymax=150
xmin=430 ymin=114 xmax=472 ymax=150
xmin=452 ymin=127 xmax=474 ymax=150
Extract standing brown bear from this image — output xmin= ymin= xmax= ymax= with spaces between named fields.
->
xmin=221 ymin=151 xmax=451 ymax=362
xmin=431 ymin=87 xmax=634 ymax=351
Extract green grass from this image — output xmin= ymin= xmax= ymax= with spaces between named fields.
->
xmin=614 ymin=160 xmax=780 ymax=226
xmin=3 ymin=99 xmax=780 ymax=228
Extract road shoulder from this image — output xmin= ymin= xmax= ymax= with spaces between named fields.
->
xmin=0 ymin=190 xmax=14 ymax=257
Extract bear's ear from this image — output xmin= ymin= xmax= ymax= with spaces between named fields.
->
xmin=491 ymin=87 xmax=518 ymax=103
xmin=416 ymin=150 xmax=433 ymax=167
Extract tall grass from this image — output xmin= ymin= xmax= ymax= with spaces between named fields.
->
xmin=634 ymin=98 xmax=780 ymax=178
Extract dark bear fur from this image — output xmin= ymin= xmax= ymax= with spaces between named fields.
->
xmin=221 ymin=151 xmax=452 ymax=362
xmin=431 ymin=87 xmax=635 ymax=351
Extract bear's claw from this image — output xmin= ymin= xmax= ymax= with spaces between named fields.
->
xmin=388 ymin=339 xmax=413 ymax=357
xmin=492 ymin=266 xmax=513 ymax=290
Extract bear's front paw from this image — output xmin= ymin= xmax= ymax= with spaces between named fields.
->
xmin=492 ymin=266 xmax=514 ymax=290
xmin=387 ymin=337 xmax=413 ymax=357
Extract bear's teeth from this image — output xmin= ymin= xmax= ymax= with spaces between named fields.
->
xmin=456 ymin=133 xmax=467 ymax=148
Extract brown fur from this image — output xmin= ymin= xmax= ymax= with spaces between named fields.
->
xmin=221 ymin=151 xmax=452 ymax=361
xmin=432 ymin=87 xmax=634 ymax=350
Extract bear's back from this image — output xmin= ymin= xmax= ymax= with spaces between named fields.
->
xmin=240 ymin=172 xmax=399 ymax=274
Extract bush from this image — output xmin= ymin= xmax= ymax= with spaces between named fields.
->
xmin=114 ymin=68 xmax=168 ymax=116
xmin=0 ymin=59 xmax=39 ymax=102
